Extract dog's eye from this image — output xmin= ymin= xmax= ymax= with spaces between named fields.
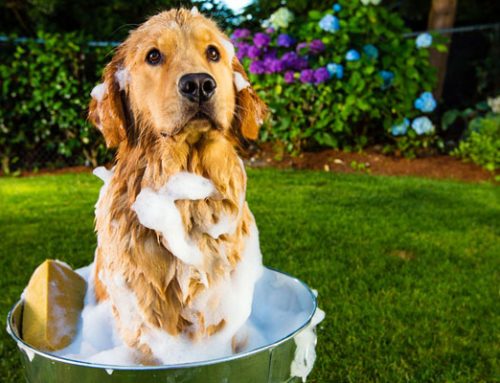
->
xmin=206 ymin=45 xmax=220 ymax=62
xmin=146 ymin=49 xmax=162 ymax=66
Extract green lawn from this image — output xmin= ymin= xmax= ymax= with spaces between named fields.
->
xmin=0 ymin=169 xmax=499 ymax=382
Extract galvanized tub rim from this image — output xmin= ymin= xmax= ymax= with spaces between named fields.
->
xmin=7 ymin=267 xmax=317 ymax=371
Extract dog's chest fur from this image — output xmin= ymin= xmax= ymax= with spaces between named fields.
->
xmin=93 ymin=129 xmax=254 ymax=356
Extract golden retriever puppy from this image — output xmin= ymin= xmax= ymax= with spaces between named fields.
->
xmin=88 ymin=8 xmax=267 ymax=364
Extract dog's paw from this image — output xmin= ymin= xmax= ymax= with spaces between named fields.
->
xmin=163 ymin=172 xmax=217 ymax=201
xmin=131 ymin=188 xmax=169 ymax=231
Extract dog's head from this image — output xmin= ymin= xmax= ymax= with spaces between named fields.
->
xmin=89 ymin=8 xmax=266 ymax=148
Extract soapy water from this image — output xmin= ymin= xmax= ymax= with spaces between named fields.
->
xmin=49 ymin=168 xmax=324 ymax=380
xmin=54 ymin=266 xmax=323 ymax=373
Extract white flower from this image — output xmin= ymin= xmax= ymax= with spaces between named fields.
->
xmin=261 ymin=19 xmax=271 ymax=28
xmin=361 ymin=0 xmax=382 ymax=5
xmin=487 ymin=96 xmax=500 ymax=114
xmin=269 ymin=7 xmax=294 ymax=29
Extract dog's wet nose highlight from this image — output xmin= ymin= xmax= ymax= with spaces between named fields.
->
xmin=179 ymin=73 xmax=217 ymax=103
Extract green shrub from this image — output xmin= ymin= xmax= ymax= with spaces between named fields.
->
xmin=0 ymin=32 xmax=111 ymax=173
xmin=234 ymin=1 xmax=444 ymax=155
xmin=452 ymin=113 xmax=500 ymax=173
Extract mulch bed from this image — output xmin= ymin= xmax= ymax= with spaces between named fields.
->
xmin=245 ymin=144 xmax=494 ymax=183
xmin=7 ymin=145 xmax=495 ymax=183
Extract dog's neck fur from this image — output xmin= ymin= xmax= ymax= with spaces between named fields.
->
xmin=94 ymin=125 xmax=248 ymax=341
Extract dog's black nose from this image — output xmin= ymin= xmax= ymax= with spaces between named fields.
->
xmin=178 ymin=73 xmax=216 ymax=103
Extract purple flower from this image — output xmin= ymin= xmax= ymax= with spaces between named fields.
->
xmin=266 ymin=27 xmax=275 ymax=34
xmin=300 ymin=69 xmax=315 ymax=84
xmin=294 ymin=57 xmax=309 ymax=70
xmin=281 ymin=51 xmax=309 ymax=71
xmin=314 ymin=67 xmax=330 ymax=84
xmin=231 ymin=29 xmax=251 ymax=40
xmin=263 ymin=49 xmax=277 ymax=60
xmin=296 ymin=42 xmax=309 ymax=54
xmin=249 ymin=60 xmax=266 ymax=75
xmin=235 ymin=42 xmax=250 ymax=60
xmin=247 ymin=46 xmax=261 ymax=59
xmin=309 ymin=39 xmax=325 ymax=54
xmin=253 ymin=33 xmax=271 ymax=48
xmin=281 ymin=52 xmax=298 ymax=67
xmin=284 ymin=71 xmax=295 ymax=84
xmin=272 ymin=59 xmax=285 ymax=73
xmin=263 ymin=58 xmax=285 ymax=73
xmin=277 ymin=34 xmax=296 ymax=48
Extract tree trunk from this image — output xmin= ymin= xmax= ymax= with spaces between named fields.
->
xmin=428 ymin=0 xmax=458 ymax=100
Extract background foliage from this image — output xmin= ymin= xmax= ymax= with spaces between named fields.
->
xmin=240 ymin=2 xmax=440 ymax=155
xmin=0 ymin=0 xmax=498 ymax=172
xmin=0 ymin=33 xmax=111 ymax=173
xmin=0 ymin=0 xmax=236 ymax=39
xmin=440 ymin=98 xmax=499 ymax=175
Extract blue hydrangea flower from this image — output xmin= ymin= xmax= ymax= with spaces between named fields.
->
xmin=345 ymin=49 xmax=360 ymax=61
xmin=319 ymin=14 xmax=340 ymax=33
xmin=379 ymin=70 xmax=394 ymax=89
xmin=391 ymin=118 xmax=410 ymax=136
xmin=333 ymin=3 xmax=342 ymax=12
xmin=416 ymin=33 xmax=432 ymax=48
xmin=411 ymin=116 xmax=434 ymax=135
xmin=363 ymin=44 xmax=379 ymax=59
xmin=414 ymin=92 xmax=437 ymax=113
xmin=327 ymin=63 xmax=344 ymax=79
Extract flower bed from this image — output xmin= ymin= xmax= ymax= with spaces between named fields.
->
xmin=232 ymin=1 xmax=447 ymax=156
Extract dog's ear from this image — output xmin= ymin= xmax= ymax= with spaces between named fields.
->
xmin=232 ymin=58 xmax=267 ymax=141
xmin=89 ymin=53 xmax=129 ymax=148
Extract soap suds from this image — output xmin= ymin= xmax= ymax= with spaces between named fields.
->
xmin=132 ymin=172 xmax=217 ymax=268
xmin=206 ymin=213 xmax=238 ymax=239
xmin=234 ymin=72 xmax=250 ymax=92
xmin=93 ymin=166 xmax=113 ymax=184
xmin=290 ymin=306 xmax=326 ymax=382
xmin=90 ymin=83 xmax=107 ymax=103
xmin=115 ymin=68 xmax=130 ymax=91
xmin=53 ymin=265 xmax=322 ymax=374
xmin=18 ymin=342 xmax=35 ymax=362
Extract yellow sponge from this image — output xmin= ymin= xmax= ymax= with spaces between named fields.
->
xmin=22 ymin=260 xmax=86 ymax=351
